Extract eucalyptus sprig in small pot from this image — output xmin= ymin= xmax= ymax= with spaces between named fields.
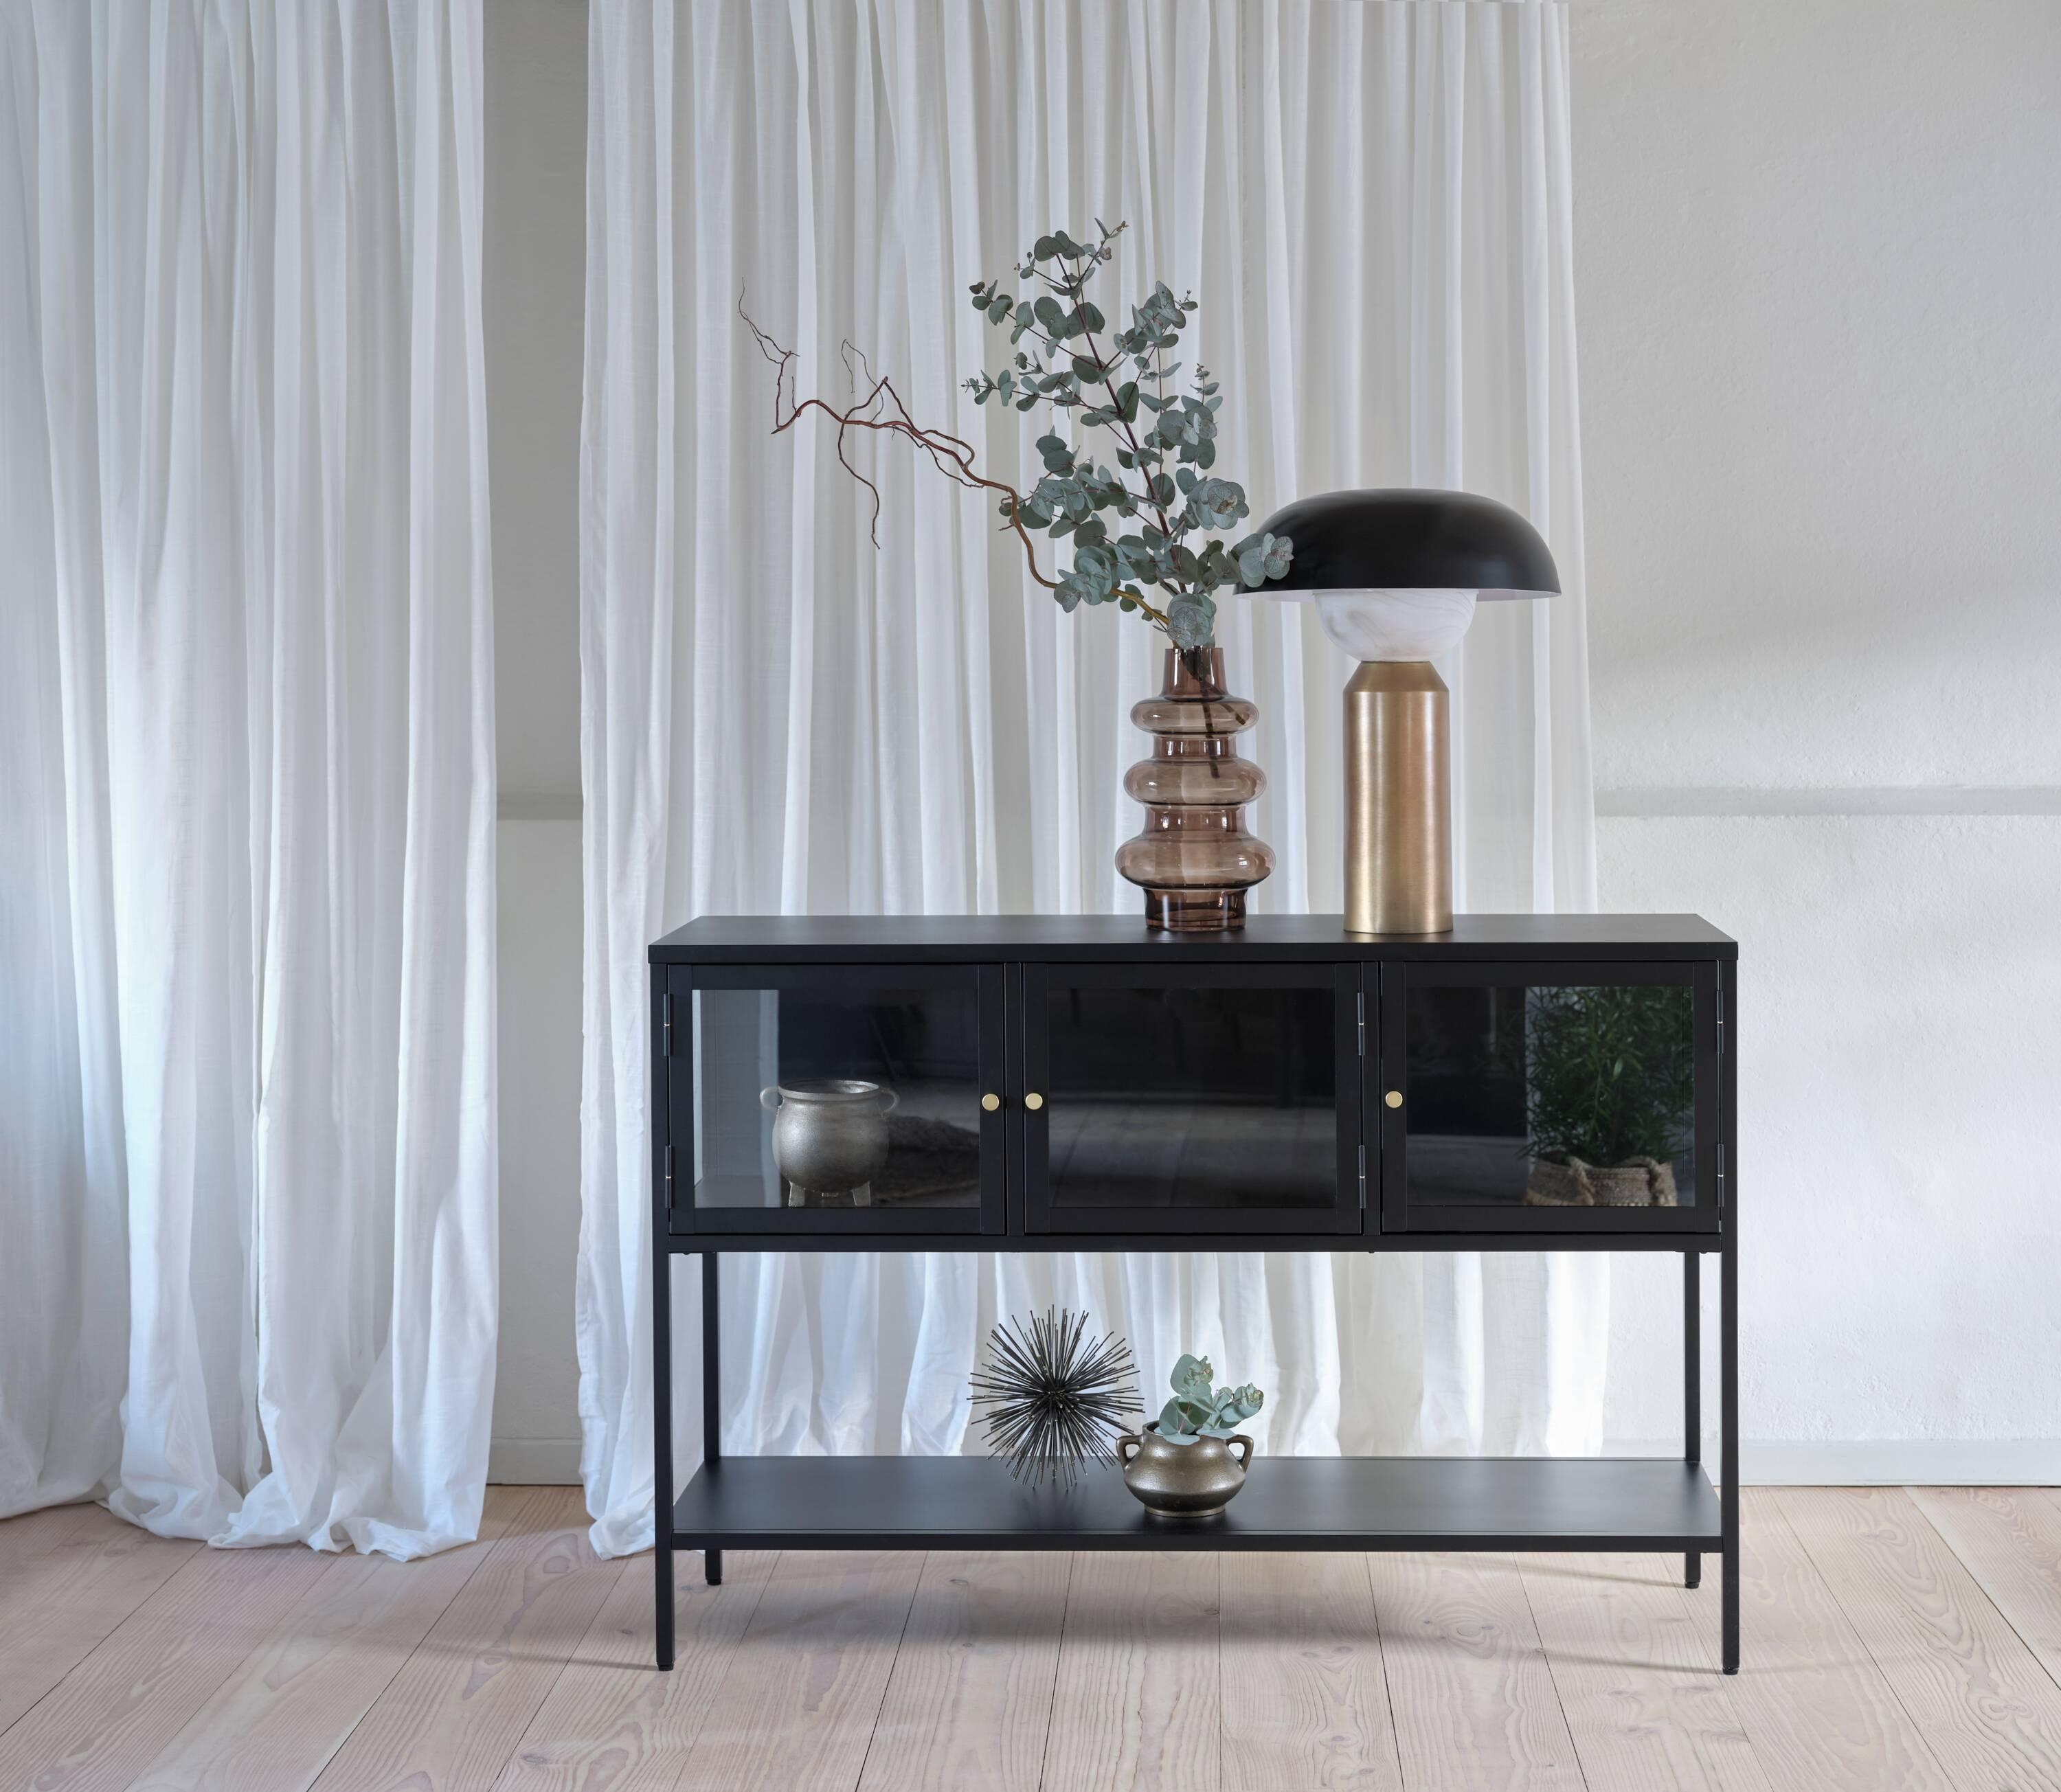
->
xmin=1117 ymin=1354 xmax=1265 ymax=1519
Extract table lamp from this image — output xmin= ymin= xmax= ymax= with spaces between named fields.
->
xmin=1248 ymin=489 xmax=1559 ymax=934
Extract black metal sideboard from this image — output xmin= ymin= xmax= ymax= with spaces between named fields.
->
xmin=647 ymin=914 xmax=1739 ymax=1673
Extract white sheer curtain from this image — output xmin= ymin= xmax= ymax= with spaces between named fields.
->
xmin=579 ymin=0 xmax=1599 ymax=1554
xmin=0 ymin=0 xmax=497 ymax=1557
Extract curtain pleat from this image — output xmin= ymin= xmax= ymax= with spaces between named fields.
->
xmin=578 ymin=0 xmax=1600 ymax=1555
xmin=0 ymin=0 xmax=496 ymax=1558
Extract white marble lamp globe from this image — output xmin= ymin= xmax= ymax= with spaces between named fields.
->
xmin=1242 ymin=488 xmax=1558 ymax=935
xmin=1298 ymin=587 xmax=1480 ymax=661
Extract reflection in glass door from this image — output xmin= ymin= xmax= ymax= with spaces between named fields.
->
xmin=1024 ymin=964 xmax=1362 ymax=1234
xmin=668 ymin=965 xmax=1004 ymax=1233
xmin=1382 ymin=962 xmax=1716 ymax=1230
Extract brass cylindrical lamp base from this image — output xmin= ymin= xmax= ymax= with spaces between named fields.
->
xmin=1344 ymin=661 xmax=1452 ymax=935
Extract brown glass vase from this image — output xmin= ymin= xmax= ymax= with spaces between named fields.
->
xmin=1115 ymin=646 xmax=1274 ymax=930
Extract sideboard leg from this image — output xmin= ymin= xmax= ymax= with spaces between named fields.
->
xmin=1722 ymin=1228 xmax=1741 ymax=1673
xmin=703 ymin=1250 xmax=723 ymax=1588
xmin=1685 ymin=1249 xmax=1702 ymax=1589
xmin=653 ymin=1236 xmax=675 ymax=1671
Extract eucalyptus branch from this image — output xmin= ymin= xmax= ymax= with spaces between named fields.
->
xmin=746 ymin=220 xmax=1298 ymax=655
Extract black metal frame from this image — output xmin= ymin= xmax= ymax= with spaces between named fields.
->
xmin=1020 ymin=960 xmax=1364 ymax=1237
xmin=648 ymin=918 xmax=1741 ymax=1681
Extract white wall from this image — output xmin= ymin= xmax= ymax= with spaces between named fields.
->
xmin=484 ymin=0 xmax=2061 ymax=1483
xmin=1575 ymin=0 xmax=2061 ymax=1477
xmin=488 ymin=0 xmax=583 ymax=810
xmin=487 ymin=0 xmax=587 ymax=1482
xmin=493 ymin=821 xmax=583 ymax=1480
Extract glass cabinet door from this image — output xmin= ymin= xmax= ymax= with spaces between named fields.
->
xmin=1022 ymin=963 xmax=1363 ymax=1235
xmin=663 ymin=964 xmax=1006 ymax=1234
xmin=1377 ymin=961 xmax=1720 ymax=1232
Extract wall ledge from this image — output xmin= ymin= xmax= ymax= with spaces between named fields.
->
xmin=1597 ymin=786 xmax=2061 ymax=818
xmin=489 ymin=1438 xmax=584 ymax=1485
xmin=1740 ymin=1439 xmax=2061 ymax=1485
xmin=1612 ymin=1437 xmax=2061 ymax=1485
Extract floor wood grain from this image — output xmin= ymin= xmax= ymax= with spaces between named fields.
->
xmin=1681 ymin=1488 xmax=1955 ymax=1792
xmin=0 ymin=1532 xmax=333 ymax=1791
xmin=1220 ymin=1551 xmax=1401 ymax=1792
xmin=1369 ymin=1549 xmax=1586 ymax=1791
xmin=1908 ymin=1486 xmax=2061 ymax=1686
xmin=492 ymin=1547 xmax=778 ymax=1792
xmin=1777 ymin=1486 xmax=2061 ymax=1792
xmin=0 ymin=1501 xmax=104 ymax=1596
xmin=7 ymin=1486 xmax=2061 ymax=1791
xmin=308 ymin=1486 xmax=622 ymax=1792
xmin=0 ymin=1504 xmax=198 ymax=1736
xmin=122 ymin=1489 xmax=524 ymax=1792
xmin=669 ymin=1549 xmax=925 ymax=1792
xmin=1518 ymin=1552 xmax=1768 ymax=1792
xmin=855 ymin=1550 xmax=1070 ymax=1792
xmin=1041 ymin=1550 xmax=1221 ymax=1792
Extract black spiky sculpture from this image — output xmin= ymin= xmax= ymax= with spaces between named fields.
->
xmin=969 ymin=1307 xmax=1143 ymax=1488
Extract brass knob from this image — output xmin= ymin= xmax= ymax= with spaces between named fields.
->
xmin=981 ymin=1093 xmax=1001 ymax=1112
xmin=1024 ymin=1092 xmax=1045 ymax=1111
xmin=1384 ymin=1090 xmax=1404 ymax=1109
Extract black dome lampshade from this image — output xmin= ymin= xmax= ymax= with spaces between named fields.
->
xmin=1256 ymin=488 xmax=1559 ymax=600
xmin=1245 ymin=487 xmax=1559 ymax=938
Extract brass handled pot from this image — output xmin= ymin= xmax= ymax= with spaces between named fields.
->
xmin=1116 ymin=1425 xmax=1254 ymax=1519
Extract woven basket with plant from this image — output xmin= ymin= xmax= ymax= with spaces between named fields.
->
xmin=1522 ymin=984 xmax=1694 ymax=1207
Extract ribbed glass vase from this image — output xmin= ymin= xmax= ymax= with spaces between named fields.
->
xmin=1114 ymin=647 xmax=1274 ymax=930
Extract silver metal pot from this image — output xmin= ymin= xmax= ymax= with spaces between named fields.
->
xmin=1116 ymin=1424 xmax=1254 ymax=1519
xmin=759 ymin=1078 xmax=899 ymax=1207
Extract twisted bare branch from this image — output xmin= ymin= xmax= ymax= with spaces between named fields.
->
xmin=739 ymin=295 xmax=1173 ymax=634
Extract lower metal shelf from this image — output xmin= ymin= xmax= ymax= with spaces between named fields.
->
xmin=670 ymin=1455 xmax=1722 ymax=1552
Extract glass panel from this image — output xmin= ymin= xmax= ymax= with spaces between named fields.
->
xmin=1045 ymin=982 xmax=1336 ymax=1210
xmin=1405 ymin=982 xmax=1696 ymax=1209
xmin=693 ymin=982 xmax=983 ymax=1211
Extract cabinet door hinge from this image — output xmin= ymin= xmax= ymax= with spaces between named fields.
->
xmin=1356 ymin=990 xmax=1366 ymax=1057
xmin=1715 ymin=988 xmax=1724 ymax=1056
xmin=1715 ymin=1141 xmax=1725 ymax=1205
xmin=664 ymin=1143 xmax=677 ymax=1212
xmin=1357 ymin=1143 xmax=1367 ymax=1209
xmin=662 ymin=991 xmax=675 ymax=1056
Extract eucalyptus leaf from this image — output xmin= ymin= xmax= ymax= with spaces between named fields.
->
xmin=943 ymin=221 xmax=1305 ymax=649
xmin=1167 ymin=598 xmax=1212 ymax=653
xmin=1232 ymin=531 xmax=1294 ymax=586
xmin=1152 ymin=1354 xmax=1265 ymax=1443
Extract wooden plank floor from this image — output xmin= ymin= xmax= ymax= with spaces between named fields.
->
xmin=7 ymin=1488 xmax=2061 ymax=1790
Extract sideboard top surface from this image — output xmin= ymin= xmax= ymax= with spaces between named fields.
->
xmin=651 ymin=912 xmax=1736 ymax=964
